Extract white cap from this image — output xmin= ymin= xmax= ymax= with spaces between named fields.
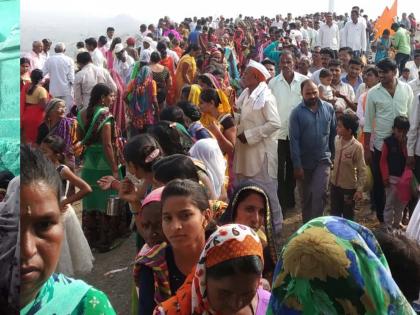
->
xmin=114 ymin=43 xmax=124 ymax=53
xmin=247 ymin=59 xmax=271 ymax=80
xmin=143 ymin=37 xmax=153 ymax=45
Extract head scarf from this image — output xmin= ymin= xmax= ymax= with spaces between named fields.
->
xmin=126 ymin=37 xmax=135 ymax=46
xmin=141 ymin=186 xmax=164 ymax=209
xmin=188 ymin=84 xmax=202 ymax=106
xmin=219 ymin=180 xmax=278 ymax=262
xmin=189 ymin=138 xmax=226 ymax=198
xmin=126 ymin=65 xmax=154 ymax=117
xmin=154 ymin=224 xmax=263 ymax=315
xmin=267 ymin=216 xmax=416 ymax=315
xmin=45 ymin=98 xmax=64 ymax=118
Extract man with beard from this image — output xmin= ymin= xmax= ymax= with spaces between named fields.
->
xmin=289 ymin=79 xmax=336 ymax=223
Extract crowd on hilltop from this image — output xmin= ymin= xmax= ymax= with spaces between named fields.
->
xmin=14 ymin=6 xmax=420 ymax=315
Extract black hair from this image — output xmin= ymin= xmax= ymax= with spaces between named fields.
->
xmin=107 ymin=27 xmax=115 ymax=32
xmin=150 ymin=51 xmax=161 ymax=63
xmin=374 ymin=231 xmax=420 ymax=301
xmin=182 ymin=44 xmax=201 ymax=57
xmin=328 ymin=59 xmax=342 ymax=68
xmin=382 ymin=29 xmax=390 ymax=36
xmin=207 ymin=256 xmax=263 ymax=279
xmin=98 ymin=36 xmax=108 ymax=46
xmin=177 ymin=101 xmax=201 ymax=122
xmin=123 ymin=134 xmax=162 ymax=172
xmin=27 ymin=69 xmax=44 ymax=95
xmin=76 ymin=52 xmax=92 ymax=65
xmin=320 ymin=47 xmax=334 ymax=59
xmin=86 ymin=83 xmax=112 ymax=131
xmin=364 ymin=66 xmax=379 ymax=77
xmin=161 ymin=179 xmax=209 ymax=211
xmin=110 ymin=37 xmax=122 ymax=51
xmin=21 ymin=145 xmax=62 ymax=202
xmin=319 ymin=68 xmax=332 ymax=78
xmin=157 ymin=41 xmax=168 ymax=59
xmin=261 ymin=58 xmax=275 ymax=66
xmin=85 ymin=37 xmax=98 ymax=49
xmin=76 ymin=41 xmax=85 ymax=49
xmin=349 ymin=57 xmax=363 ymax=67
xmin=199 ymin=88 xmax=220 ymax=107
xmin=181 ymin=85 xmax=191 ymax=100
xmin=376 ymin=58 xmax=397 ymax=72
xmin=337 ymin=112 xmax=359 ymax=136
xmin=159 ymin=106 xmax=186 ymax=126
xmin=42 ymin=135 xmax=66 ymax=164
xmin=20 ymin=57 xmax=30 ymax=65
xmin=0 ymin=171 xmax=14 ymax=190
xmin=401 ymin=67 xmax=410 ymax=72
xmin=197 ymin=74 xmax=215 ymax=88
xmin=392 ymin=116 xmax=410 ymax=131
xmin=153 ymin=154 xmax=199 ymax=184
xmin=231 ymin=188 xmax=267 ymax=221
xmin=148 ymin=121 xmax=193 ymax=155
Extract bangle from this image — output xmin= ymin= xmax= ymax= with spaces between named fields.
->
xmin=111 ymin=179 xmax=118 ymax=190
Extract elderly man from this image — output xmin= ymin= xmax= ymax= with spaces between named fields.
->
xmin=234 ymin=60 xmax=283 ymax=244
xmin=289 ymin=79 xmax=336 ymax=223
xmin=42 ymin=43 xmax=75 ymax=113
xmin=74 ymin=52 xmax=117 ymax=110
xmin=269 ymin=51 xmax=308 ymax=211
xmin=139 ymin=36 xmax=154 ymax=64
xmin=364 ymin=58 xmax=413 ymax=223
xmin=113 ymin=43 xmax=134 ymax=84
xmin=25 ymin=41 xmax=46 ymax=72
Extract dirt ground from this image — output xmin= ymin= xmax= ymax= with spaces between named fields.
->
xmin=74 ymin=194 xmax=379 ymax=315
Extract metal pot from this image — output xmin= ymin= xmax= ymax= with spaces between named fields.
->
xmin=106 ymin=195 xmax=122 ymax=216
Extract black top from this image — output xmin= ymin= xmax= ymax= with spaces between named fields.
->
xmin=138 ymin=245 xmax=186 ymax=315
xmin=36 ymin=122 xmax=49 ymax=145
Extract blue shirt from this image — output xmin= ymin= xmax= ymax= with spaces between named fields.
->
xmin=188 ymin=30 xmax=201 ymax=46
xmin=289 ymin=99 xmax=336 ymax=170
xmin=341 ymin=75 xmax=363 ymax=94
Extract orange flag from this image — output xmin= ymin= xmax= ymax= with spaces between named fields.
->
xmin=374 ymin=0 xmax=398 ymax=40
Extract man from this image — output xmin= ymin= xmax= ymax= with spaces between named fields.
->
xmin=289 ymin=79 xmax=336 ymax=223
xmin=74 ymin=52 xmax=117 ymax=110
xmin=308 ymin=20 xmax=319 ymax=49
xmin=234 ymin=60 xmax=282 ymax=241
xmin=85 ymin=37 xmax=106 ymax=68
xmin=105 ymin=26 xmax=114 ymax=50
xmin=41 ymin=38 xmax=52 ymax=60
xmin=400 ymin=12 xmax=411 ymax=30
xmin=261 ymin=58 xmax=276 ymax=82
xmin=113 ymin=43 xmax=134 ymax=84
xmin=391 ymin=23 xmax=411 ymax=74
xmin=317 ymin=12 xmax=340 ymax=54
xmin=341 ymin=10 xmax=366 ymax=57
xmin=407 ymin=79 xmax=420 ymax=183
xmin=271 ymin=15 xmax=283 ymax=28
xmin=139 ymin=36 xmax=154 ymax=64
xmin=364 ymin=58 xmax=414 ymax=223
xmin=135 ymin=24 xmax=149 ymax=50
xmin=188 ymin=24 xmax=201 ymax=46
xmin=309 ymin=46 xmax=323 ymax=73
xmin=42 ymin=43 xmax=75 ymax=113
xmin=341 ymin=57 xmax=364 ymax=93
xmin=338 ymin=46 xmax=353 ymax=77
xmin=405 ymin=50 xmax=420 ymax=81
xmin=269 ymin=51 xmax=308 ymax=211
xmin=25 ymin=41 xmax=46 ymax=72
xmin=125 ymin=37 xmax=139 ymax=61
xmin=310 ymin=47 xmax=334 ymax=84
xmin=298 ymin=56 xmax=312 ymax=77
xmin=189 ymin=16 xmax=198 ymax=32
xmin=329 ymin=59 xmax=356 ymax=112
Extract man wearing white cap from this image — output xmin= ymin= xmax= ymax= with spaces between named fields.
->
xmin=113 ymin=43 xmax=134 ymax=84
xmin=139 ymin=36 xmax=154 ymax=64
xmin=234 ymin=59 xmax=283 ymax=246
xmin=42 ymin=42 xmax=75 ymax=113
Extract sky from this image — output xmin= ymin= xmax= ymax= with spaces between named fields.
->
xmin=21 ymin=0 xmax=420 ymax=24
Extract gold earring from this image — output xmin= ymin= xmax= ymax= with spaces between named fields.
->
xmin=26 ymin=205 xmax=32 ymax=216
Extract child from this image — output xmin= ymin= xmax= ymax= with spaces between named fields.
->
xmin=318 ymin=68 xmax=335 ymax=103
xmin=380 ymin=116 xmax=410 ymax=231
xmin=40 ymin=135 xmax=94 ymax=276
xmin=330 ymin=111 xmax=367 ymax=220
xmin=399 ymin=67 xmax=411 ymax=83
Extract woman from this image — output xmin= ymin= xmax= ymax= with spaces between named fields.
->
xmin=36 ymin=98 xmax=78 ymax=169
xmin=126 ymin=65 xmax=158 ymax=134
xmin=266 ymin=216 xmax=416 ymax=314
xmin=157 ymin=42 xmax=177 ymax=106
xmin=20 ymin=57 xmax=31 ymax=89
xmin=137 ymin=179 xmax=212 ymax=315
xmin=375 ymin=29 xmax=391 ymax=64
xmin=219 ymin=181 xmax=278 ymax=278
xmin=77 ymin=83 xmax=120 ymax=251
xmin=175 ymin=44 xmax=201 ymax=101
xmin=189 ymin=138 xmax=227 ymax=200
xmin=106 ymin=37 xmax=122 ymax=70
xmin=21 ymin=69 xmax=49 ymax=144
xmin=154 ymin=223 xmax=271 ymax=315
xmin=20 ymin=145 xmax=116 ymax=314
xmin=150 ymin=52 xmax=172 ymax=109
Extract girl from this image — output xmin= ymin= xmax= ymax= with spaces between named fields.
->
xmin=136 ymin=179 xmax=212 ymax=315
xmin=40 ymin=135 xmax=94 ymax=276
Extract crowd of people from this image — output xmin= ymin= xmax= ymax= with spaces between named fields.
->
xmin=15 ymin=6 xmax=420 ymax=315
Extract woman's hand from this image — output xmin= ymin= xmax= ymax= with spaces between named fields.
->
xmin=98 ymin=176 xmax=117 ymax=190
xmin=119 ymin=178 xmax=138 ymax=203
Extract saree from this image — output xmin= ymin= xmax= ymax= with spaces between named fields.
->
xmin=175 ymin=54 xmax=197 ymax=101
xmin=160 ymin=56 xmax=177 ymax=106
xmin=47 ymin=117 xmax=78 ymax=168
xmin=21 ymin=273 xmax=116 ymax=315
xmin=109 ymin=68 xmax=126 ymax=132
xmin=267 ymin=216 xmax=416 ymax=315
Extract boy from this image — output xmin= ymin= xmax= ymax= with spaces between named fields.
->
xmin=330 ymin=110 xmax=367 ymax=220
xmin=380 ymin=116 xmax=410 ymax=230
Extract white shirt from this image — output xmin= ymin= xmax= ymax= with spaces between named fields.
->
xmin=113 ymin=52 xmax=135 ymax=84
xmin=271 ymin=21 xmax=283 ymax=28
xmin=317 ymin=22 xmax=340 ymax=50
xmin=341 ymin=21 xmax=366 ymax=51
xmin=90 ymin=48 xmax=106 ymax=68
xmin=289 ymin=29 xmax=303 ymax=45
xmin=25 ymin=50 xmax=46 ymax=72
xmin=310 ymin=68 xmax=324 ymax=85
xmin=42 ymin=53 xmax=75 ymax=97
xmin=139 ymin=47 xmax=154 ymax=63
xmin=104 ymin=36 xmax=113 ymax=50
xmin=405 ymin=60 xmax=420 ymax=81
xmin=332 ymin=81 xmax=356 ymax=112
xmin=268 ymin=71 xmax=308 ymax=139
xmin=407 ymin=80 xmax=420 ymax=156
xmin=167 ymin=49 xmax=179 ymax=66
xmin=74 ymin=63 xmax=117 ymax=109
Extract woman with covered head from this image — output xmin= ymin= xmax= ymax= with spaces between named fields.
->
xmin=234 ymin=59 xmax=282 ymax=246
xmin=267 ymin=216 xmax=416 ymax=315
xmin=154 ymin=223 xmax=271 ymax=315
xmin=175 ymin=44 xmax=201 ymax=101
